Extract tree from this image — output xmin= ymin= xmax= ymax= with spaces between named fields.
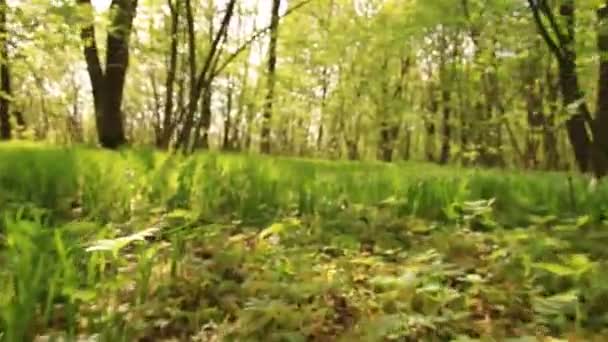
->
xmin=0 ymin=0 xmax=10 ymax=140
xmin=260 ymin=0 xmax=282 ymax=154
xmin=528 ymin=0 xmax=608 ymax=176
xmin=0 ymin=0 xmax=600 ymax=174
xmin=175 ymin=0 xmax=237 ymax=152
xmin=78 ymin=0 xmax=138 ymax=149
xmin=156 ymin=0 xmax=181 ymax=149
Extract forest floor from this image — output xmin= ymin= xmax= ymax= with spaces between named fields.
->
xmin=1 ymin=143 xmax=608 ymax=341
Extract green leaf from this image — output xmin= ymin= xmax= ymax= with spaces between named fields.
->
xmin=259 ymin=222 xmax=285 ymax=239
xmin=532 ymin=262 xmax=577 ymax=276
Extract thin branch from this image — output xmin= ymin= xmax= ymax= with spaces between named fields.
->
xmin=527 ymin=0 xmax=565 ymax=62
xmin=211 ymin=0 xmax=313 ymax=79
xmin=195 ymin=0 xmax=237 ymax=92
xmin=538 ymin=0 xmax=568 ymax=47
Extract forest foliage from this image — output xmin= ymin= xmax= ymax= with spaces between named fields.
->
xmin=1 ymin=0 xmax=608 ymax=341
xmin=0 ymin=0 xmax=606 ymax=173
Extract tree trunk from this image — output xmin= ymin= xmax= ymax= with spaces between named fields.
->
xmin=528 ymin=0 xmax=593 ymax=172
xmin=378 ymin=57 xmax=408 ymax=162
xmin=437 ymin=31 xmax=452 ymax=165
xmin=0 ymin=0 xmax=10 ymax=140
xmin=378 ymin=123 xmax=397 ymax=162
xmin=525 ymin=89 xmax=543 ymax=169
xmin=317 ymin=67 xmax=330 ymax=152
xmin=78 ymin=0 xmax=137 ymax=149
xmin=485 ymin=48 xmax=505 ymax=167
xmin=150 ymin=72 xmax=162 ymax=146
xmin=177 ymin=0 xmax=237 ymax=152
xmin=457 ymin=70 xmax=471 ymax=165
xmin=223 ymin=81 xmax=234 ymax=150
xmin=175 ymin=0 xmax=197 ymax=151
xmin=544 ymin=60 xmax=560 ymax=170
xmin=439 ymin=88 xmax=451 ymax=164
xmin=558 ymin=57 xmax=592 ymax=172
xmin=232 ymin=45 xmax=253 ymax=151
xmin=192 ymin=86 xmax=212 ymax=150
xmin=592 ymin=4 xmax=608 ymax=177
xmin=346 ymin=139 xmax=359 ymax=160
xmin=260 ymin=0 xmax=281 ymax=154
xmin=403 ymin=127 xmax=412 ymax=160
xmin=158 ymin=0 xmax=180 ymax=149
xmin=425 ymin=83 xmax=438 ymax=162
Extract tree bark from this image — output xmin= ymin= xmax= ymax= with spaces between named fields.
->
xmin=438 ymin=32 xmax=452 ymax=165
xmin=439 ymin=88 xmax=451 ymax=164
xmin=176 ymin=0 xmax=198 ymax=151
xmin=232 ymin=37 xmax=253 ymax=151
xmin=378 ymin=57 xmax=408 ymax=162
xmin=592 ymin=4 xmax=608 ymax=177
xmin=177 ymin=0 xmax=236 ymax=152
xmin=544 ymin=59 xmax=559 ymax=170
xmin=222 ymin=80 xmax=234 ymax=150
xmin=192 ymin=86 xmax=212 ymax=150
xmin=317 ymin=67 xmax=329 ymax=152
xmin=0 ymin=0 xmax=10 ymax=140
xmin=528 ymin=0 xmax=593 ymax=172
xmin=260 ymin=0 xmax=281 ymax=154
xmin=158 ymin=0 xmax=180 ymax=149
xmin=425 ymin=82 xmax=437 ymax=162
xmin=78 ymin=0 xmax=137 ymax=149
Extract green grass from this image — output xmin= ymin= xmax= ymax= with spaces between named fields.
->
xmin=1 ymin=143 xmax=608 ymax=341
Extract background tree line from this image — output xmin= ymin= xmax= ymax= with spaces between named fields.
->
xmin=0 ymin=0 xmax=607 ymax=176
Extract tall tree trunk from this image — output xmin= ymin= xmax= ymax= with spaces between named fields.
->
xmin=378 ymin=125 xmax=397 ymax=162
xmin=425 ymin=83 xmax=437 ymax=162
xmin=521 ymin=44 xmax=543 ymax=168
xmin=485 ymin=47 xmax=505 ymax=167
xmin=232 ymin=43 xmax=252 ymax=151
xmin=558 ymin=60 xmax=592 ymax=172
xmin=378 ymin=57 xmax=408 ymax=162
xmin=317 ymin=67 xmax=329 ymax=152
xmin=223 ymin=81 xmax=234 ymax=150
xmin=402 ymin=126 xmax=412 ymax=160
xmin=159 ymin=0 xmax=180 ymax=149
xmin=592 ymin=4 xmax=608 ymax=177
xmin=457 ymin=65 xmax=471 ymax=165
xmin=524 ymin=86 xmax=543 ymax=169
xmin=150 ymin=72 xmax=162 ymax=146
xmin=528 ymin=0 xmax=593 ymax=172
xmin=346 ymin=139 xmax=359 ymax=160
xmin=438 ymin=32 xmax=452 ymax=165
xmin=439 ymin=88 xmax=451 ymax=164
xmin=177 ymin=0 xmax=237 ymax=152
xmin=544 ymin=59 xmax=559 ymax=170
xmin=377 ymin=58 xmax=392 ymax=162
xmin=176 ymin=0 xmax=197 ymax=150
xmin=260 ymin=0 xmax=281 ymax=154
xmin=244 ymin=101 xmax=255 ymax=150
xmin=78 ymin=0 xmax=137 ymax=149
xmin=0 ymin=0 xmax=10 ymax=140
xmin=193 ymin=86 xmax=212 ymax=150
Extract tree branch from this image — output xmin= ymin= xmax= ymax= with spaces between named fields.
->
xmin=211 ymin=0 xmax=313 ymax=79
xmin=77 ymin=0 xmax=104 ymax=82
xmin=194 ymin=0 xmax=237 ymax=93
xmin=527 ymin=0 xmax=565 ymax=62
xmin=538 ymin=0 xmax=568 ymax=48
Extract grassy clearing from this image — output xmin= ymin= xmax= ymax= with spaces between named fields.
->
xmin=1 ymin=144 xmax=608 ymax=341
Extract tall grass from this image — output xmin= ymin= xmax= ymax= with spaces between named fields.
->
xmin=0 ymin=144 xmax=606 ymax=225
xmin=1 ymin=143 xmax=608 ymax=340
